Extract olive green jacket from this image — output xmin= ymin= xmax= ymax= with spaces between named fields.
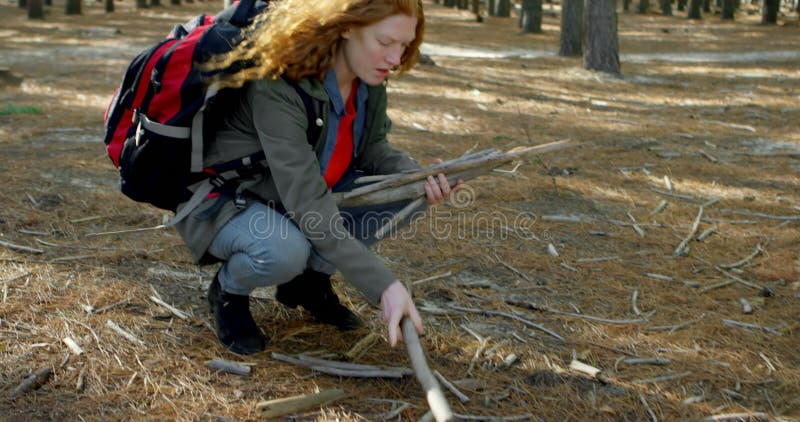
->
xmin=175 ymin=76 xmax=421 ymax=305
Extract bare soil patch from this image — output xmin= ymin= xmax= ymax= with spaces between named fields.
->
xmin=1 ymin=1 xmax=799 ymax=420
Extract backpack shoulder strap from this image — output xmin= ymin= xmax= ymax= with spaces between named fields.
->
xmin=283 ymin=77 xmax=322 ymax=147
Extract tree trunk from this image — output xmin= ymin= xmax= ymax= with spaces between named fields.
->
xmin=721 ymin=0 xmax=734 ymax=18
xmin=520 ymin=0 xmax=543 ymax=32
xmin=457 ymin=0 xmax=469 ymax=10
xmin=136 ymin=0 xmax=148 ymax=7
xmin=495 ymin=0 xmax=511 ymax=17
xmin=472 ymin=0 xmax=480 ymax=14
xmin=443 ymin=0 xmax=455 ymax=7
xmin=488 ymin=0 xmax=496 ymax=15
xmin=18 ymin=0 xmax=26 ymax=8
xmin=703 ymin=0 xmax=711 ymax=12
xmin=559 ymin=0 xmax=583 ymax=56
xmin=28 ymin=0 xmax=43 ymax=19
xmin=151 ymin=0 xmax=160 ymax=6
xmin=43 ymin=0 xmax=51 ymax=6
xmin=761 ymin=0 xmax=778 ymax=23
xmin=584 ymin=0 xmax=620 ymax=75
xmin=678 ymin=0 xmax=687 ymax=10
xmin=687 ymin=0 xmax=702 ymax=18
xmin=105 ymin=0 xmax=113 ymax=12
xmin=661 ymin=0 xmax=672 ymax=15
xmin=65 ymin=0 xmax=81 ymax=14
xmin=623 ymin=0 xmax=631 ymax=12
xmin=170 ymin=0 xmax=180 ymax=5
xmin=637 ymin=0 xmax=649 ymax=13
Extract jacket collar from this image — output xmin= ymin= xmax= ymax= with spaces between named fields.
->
xmin=294 ymin=76 xmax=328 ymax=102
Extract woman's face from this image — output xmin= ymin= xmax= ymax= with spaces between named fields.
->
xmin=340 ymin=14 xmax=418 ymax=86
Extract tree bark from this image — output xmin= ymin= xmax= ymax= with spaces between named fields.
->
xmin=703 ymin=0 xmax=712 ymax=12
xmin=721 ymin=0 xmax=734 ymax=18
xmin=65 ymin=0 xmax=81 ymax=14
xmin=559 ymin=0 xmax=583 ymax=56
xmin=761 ymin=0 xmax=778 ymax=24
xmin=584 ymin=0 xmax=620 ymax=75
xmin=637 ymin=0 xmax=649 ymax=13
xmin=687 ymin=0 xmax=702 ymax=18
xmin=170 ymin=0 xmax=179 ymax=5
xmin=678 ymin=0 xmax=687 ymax=11
xmin=623 ymin=0 xmax=631 ymax=12
xmin=520 ymin=0 xmax=543 ymax=32
xmin=660 ymin=0 xmax=672 ymax=15
xmin=136 ymin=0 xmax=148 ymax=7
xmin=18 ymin=0 xmax=26 ymax=8
xmin=457 ymin=0 xmax=469 ymax=10
xmin=151 ymin=0 xmax=160 ymax=6
xmin=488 ymin=0 xmax=496 ymax=15
xmin=43 ymin=0 xmax=51 ymax=6
xmin=28 ymin=0 xmax=43 ymax=19
xmin=495 ymin=0 xmax=511 ymax=17
xmin=443 ymin=0 xmax=456 ymax=7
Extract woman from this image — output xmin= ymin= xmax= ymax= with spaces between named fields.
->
xmin=176 ymin=0 xmax=460 ymax=355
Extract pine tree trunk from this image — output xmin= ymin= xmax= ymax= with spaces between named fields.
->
xmin=170 ymin=0 xmax=180 ymax=5
xmin=703 ymin=0 xmax=711 ymax=12
xmin=721 ymin=0 xmax=734 ymax=18
xmin=457 ymin=0 xmax=469 ymax=10
xmin=623 ymin=0 xmax=631 ymax=12
xmin=151 ymin=0 xmax=160 ymax=6
xmin=43 ymin=0 xmax=51 ymax=6
xmin=687 ymin=0 xmax=702 ymax=18
xmin=443 ymin=0 xmax=455 ymax=7
xmin=559 ymin=0 xmax=583 ymax=56
xmin=495 ymin=0 xmax=511 ymax=17
xmin=28 ymin=0 xmax=43 ymax=18
xmin=637 ymin=0 xmax=649 ymax=13
xmin=488 ymin=0 xmax=496 ymax=15
xmin=761 ymin=0 xmax=778 ymax=23
xmin=472 ymin=0 xmax=480 ymax=14
xmin=18 ymin=0 xmax=26 ymax=8
xmin=661 ymin=0 xmax=672 ymax=15
xmin=136 ymin=0 xmax=148 ymax=7
xmin=678 ymin=0 xmax=687 ymax=11
xmin=584 ymin=0 xmax=620 ymax=75
xmin=520 ymin=0 xmax=543 ymax=32
xmin=65 ymin=0 xmax=81 ymax=14
xmin=105 ymin=0 xmax=113 ymax=12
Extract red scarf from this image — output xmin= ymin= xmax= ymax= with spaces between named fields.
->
xmin=323 ymin=79 xmax=358 ymax=188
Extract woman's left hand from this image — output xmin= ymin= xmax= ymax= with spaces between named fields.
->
xmin=423 ymin=159 xmax=464 ymax=206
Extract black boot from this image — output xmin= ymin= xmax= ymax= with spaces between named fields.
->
xmin=275 ymin=269 xmax=363 ymax=331
xmin=207 ymin=272 xmax=267 ymax=355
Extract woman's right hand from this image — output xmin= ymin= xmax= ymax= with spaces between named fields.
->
xmin=380 ymin=281 xmax=424 ymax=347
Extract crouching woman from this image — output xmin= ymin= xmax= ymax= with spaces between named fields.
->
xmin=176 ymin=0 xmax=460 ymax=355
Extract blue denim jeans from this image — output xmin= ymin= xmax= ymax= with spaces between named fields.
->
xmin=208 ymin=171 xmax=426 ymax=295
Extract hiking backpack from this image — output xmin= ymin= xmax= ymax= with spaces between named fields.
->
xmin=102 ymin=0 xmax=319 ymax=221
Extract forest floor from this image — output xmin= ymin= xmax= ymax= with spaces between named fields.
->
xmin=1 ymin=1 xmax=799 ymax=421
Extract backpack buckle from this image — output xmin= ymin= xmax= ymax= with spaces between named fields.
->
xmin=210 ymin=175 xmax=227 ymax=187
xmin=234 ymin=194 xmax=247 ymax=209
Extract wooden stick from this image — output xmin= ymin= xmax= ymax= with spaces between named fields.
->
xmin=719 ymin=244 xmax=763 ymax=269
xmin=718 ymin=209 xmax=800 ymax=221
xmin=411 ymin=271 xmax=453 ymax=285
xmin=433 ymin=370 xmax=470 ymax=403
xmin=698 ymin=149 xmax=718 ymax=163
xmin=84 ymin=225 xmax=166 ymax=238
xmin=507 ymin=299 xmax=645 ymax=325
xmin=76 ymin=366 xmax=87 ymax=392
xmin=674 ymin=206 xmax=704 ymax=256
xmin=640 ymin=394 xmax=658 ymax=422
xmin=621 ymin=357 xmax=670 ymax=366
xmin=149 ymin=296 xmax=190 ymax=320
xmin=8 ymin=366 xmax=53 ymax=399
xmin=715 ymin=267 xmax=769 ymax=293
xmin=402 ymin=317 xmax=454 ymax=422
xmin=106 ymin=320 xmax=146 ymax=346
xmin=453 ymin=413 xmax=535 ymax=421
xmin=374 ymin=196 xmax=426 ymax=239
xmin=632 ymin=371 xmax=692 ymax=384
xmin=696 ymin=225 xmax=717 ymax=241
xmin=256 ymin=388 xmax=348 ymax=418
xmin=0 ymin=272 xmax=31 ymax=285
xmin=206 ymin=359 xmax=251 ymax=376
xmin=650 ymin=188 xmax=695 ymax=201
xmin=722 ymin=319 xmax=782 ymax=336
xmin=739 ymin=298 xmax=753 ymax=314
xmin=493 ymin=252 xmax=531 ymax=282
xmin=631 ymin=289 xmax=641 ymax=316
xmin=645 ymin=273 xmax=673 ymax=282
xmin=0 ymin=239 xmax=44 ymax=254
xmin=271 ymin=352 xmax=411 ymax=378
xmin=650 ymin=200 xmax=668 ymax=216
xmin=704 ymin=412 xmax=769 ymax=422
xmin=339 ymin=140 xmax=571 ymax=201
xmin=450 ymin=304 xmax=565 ymax=341
xmin=63 ymin=337 xmax=84 ymax=356
xmin=344 ymin=332 xmax=382 ymax=361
